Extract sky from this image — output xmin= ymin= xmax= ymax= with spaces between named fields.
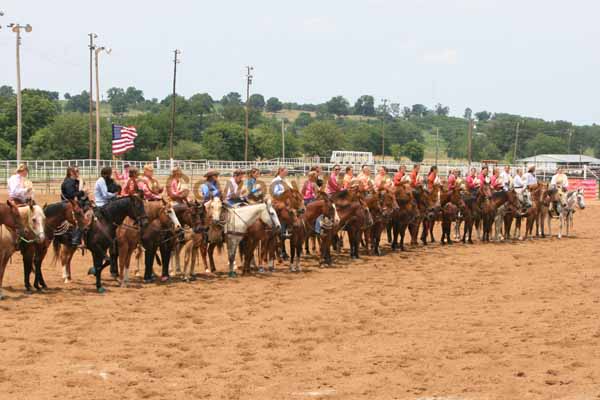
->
xmin=1 ymin=0 xmax=599 ymax=124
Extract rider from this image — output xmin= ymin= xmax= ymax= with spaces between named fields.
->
xmin=61 ymin=166 xmax=89 ymax=247
xmin=94 ymin=167 xmax=119 ymax=207
xmin=500 ymin=165 xmax=512 ymax=191
xmin=271 ymin=166 xmax=291 ymax=258
xmin=513 ymin=168 xmax=527 ymax=209
xmin=8 ymin=164 xmax=32 ymax=205
xmin=466 ymin=167 xmax=480 ymax=195
xmin=121 ymin=167 xmax=140 ymax=196
xmin=302 ymin=171 xmax=319 ymax=205
xmin=244 ymin=168 xmax=263 ymax=202
xmin=490 ymin=168 xmax=503 ymax=191
xmin=409 ymin=164 xmax=420 ymax=188
xmin=550 ymin=167 xmax=569 ymax=215
xmin=139 ymin=164 xmax=163 ymax=201
xmin=168 ymin=167 xmax=189 ymax=205
xmin=524 ymin=165 xmax=537 ymax=190
xmin=393 ymin=165 xmax=407 ymax=187
xmin=342 ymin=166 xmax=354 ymax=189
xmin=114 ymin=163 xmax=130 ymax=187
xmin=447 ymin=169 xmax=457 ymax=191
xmin=427 ymin=166 xmax=438 ymax=191
xmin=374 ymin=166 xmax=392 ymax=190
xmin=224 ymin=169 xmax=247 ymax=207
xmin=200 ymin=169 xmax=221 ymax=203
xmin=326 ymin=165 xmax=342 ymax=195
xmin=357 ymin=165 xmax=374 ymax=192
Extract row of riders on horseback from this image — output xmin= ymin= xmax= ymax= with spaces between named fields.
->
xmin=0 ymin=161 xmax=586 ymax=298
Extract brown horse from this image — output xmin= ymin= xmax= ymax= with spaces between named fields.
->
xmin=440 ymin=202 xmax=458 ymax=245
xmin=332 ymin=190 xmax=367 ymax=260
xmin=0 ymin=202 xmax=27 ymax=299
xmin=389 ymin=183 xmax=417 ymax=251
xmin=365 ymin=188 xmax=398 ymax=256
xmin=117 ymin=200 xmax=181 ymax=286
xmin=289 ymin=195 xmax=335 ymax=271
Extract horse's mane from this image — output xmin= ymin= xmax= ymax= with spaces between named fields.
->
xmin=43 ymin=201 xmax=66 ymax=218
xmin=491 ymin=190 xmax=506 ymax=200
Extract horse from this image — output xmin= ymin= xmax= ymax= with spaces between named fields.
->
xmin=206 ymin=198 xmax=281 ymax=277
xmin=422 ymin=183 xmax=442 ymax=244
xmin=140 ymin=201 xmax=182 ymax=283
xmin=272 ymin=185 xmax=304 ymax=259
xmin=0 ymin=201 xmax=25 ymax=237
xmin=389 ymin=183 xmax=417 ymax=251
xmin=516 ymin=184 xmax=546 ymax=240
xmin=0 ymin=205 xmax=46 ymax=298
xmin=365 ymin=188 xmax=397 ymax=256
xmin=289 ymin=196 xmax=335 ymax=271
xmin=85 ymin=195 xmax=147 ymax=293
xmin=440 ymin=202 xmax=458 ymax=245
xmin=117 ymin=199 xmax=181 ymax=286
xmin=557 ymin=188 xmax=586 ymax=239
xmin=332 ymin=190 xmax=368 ymax=260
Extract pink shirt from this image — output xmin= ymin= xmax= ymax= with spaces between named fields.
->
xmin=447 ymin=174 xmax=456 ymax=190
xmin=141 ymin=176 xmax=162 ymax=201
xmin=302 ymin=181 xmax=317 ymax=201
xmin=326 ymin=172 xmax=341 ymax=194
xmin=466 ymin=175 xmax=478 ymax=190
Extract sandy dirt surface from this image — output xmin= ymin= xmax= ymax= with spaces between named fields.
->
xmin=1 ymin=196 xmax=599 ymax=400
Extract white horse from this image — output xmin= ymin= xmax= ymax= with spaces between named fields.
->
xmin=206 ymin=198 xmax=281 ymax=277
xmin=0 ymin=205 xmax=45 ymax=299
xmin=557 ymin=188 xmax=586 ymax=239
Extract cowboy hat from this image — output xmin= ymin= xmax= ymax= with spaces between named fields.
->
xmin=143 ymin=163 xmax=154 ymax=172
xmin=527 ymin=164 xmax=536 ymax=172
xmin=204 ymin=169 xmax=220 ymax=178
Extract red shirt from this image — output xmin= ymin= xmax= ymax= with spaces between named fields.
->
xmin=466 ymin=175 xmax=478 ymax=190
xmin=325 ymin=171 xmax=341 ymax=194
xmin=427 ymin=172 xmax=437 ymax=191
xmin=393 ymin=170 xmax=405 ymax=186
xmin=410 ymin=170 xmax=419 ymax=187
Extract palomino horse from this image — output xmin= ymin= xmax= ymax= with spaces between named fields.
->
xmin=0 ymin=205 xmax=46 ymax=298
xmin=117 ymin=200 xmax=181 ymax=286
xmin=206 ymin=198 xmax=281 ymax=276
xmin=86 ymin=195 xmax=148 ymax=293
xmin=557 ymin=188 xmax=585 ymax=239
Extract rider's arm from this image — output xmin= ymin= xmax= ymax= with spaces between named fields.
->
xmin=97 ymin=179 xmax=116 ymax=201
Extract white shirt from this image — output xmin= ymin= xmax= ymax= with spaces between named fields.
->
xmin=271 ymin=176 xmax=288 ymax=196
xmin=8 ymin=174 xmax=30 ymax=202
xmin=524 ymin=172 xmax=537 ymax=186
xmin=225 ymin=177 xmax=242 ymax=203
xmin=513 ymin=175 xmax=524 ymax=188
xmin=500 ymin=171 xmax=511 ymax=190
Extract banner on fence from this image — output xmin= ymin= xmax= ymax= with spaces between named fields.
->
xmin=569 ymin=178 xmax=597 ymax=199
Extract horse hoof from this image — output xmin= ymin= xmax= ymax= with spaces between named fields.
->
xmin=87 ymin=267 xmax=96 ymax=276
xmin=64 ymin=278 xmax=71 ymax=284
xmin=97 ymin=287 xmax=106 ymax=294
xmin=160 ymin=276 xmax=170 ymax=283
xmin=228 ymin=271 xmax=237 ymax=278
xmin=258 ymin=267 xmax=265 ymax=274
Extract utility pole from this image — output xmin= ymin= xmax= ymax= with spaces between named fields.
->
xmin=244 ymin=66 xmax=254 ymax=162
xmin=9 ymin=23 xmax=32 ymax=165
xmin=169 ymin=49 xmax=181 ymax=160
xmin=435 ymin=127 xmax=439 ymax=166
xmin=567 ymin=128 xmax=573 ymax=154
xmin=513 ymin=121 xmax=520 ymax=162
xmin=88 ymin=33 xmax=97 ymax=159
xmin=381 ymin=99 xmax=388 ymax=163
xmin=281 ymin=119 xmax=286 ymax=160
xmin=467 ymin=118 xmax=474 ymax=167
xmin=94 ymin=46 xmax=111 ymax=170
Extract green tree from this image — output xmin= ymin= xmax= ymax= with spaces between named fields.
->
xmin=475 ymin=110 xmax=491 ymax=121
xmin=464 ymin=107 xmax=472 ymax=120
xmin=107 ymin=87 xmax=128 ymax=114
xmin=300 ymin=120 xmax=346 ymax=156
xmin=293 ymin=112 xmax=313 ymax=129
xmin=524 ymin=133 xmax=565 ymax=156
xmin=64 ymin=91 xmax=90 ymax=113
xmin=200 ymin=122 xmax=245 ymax=160
xmin=24 ymin=113 xmax=95 ymax=159
xmin=265 ymin=97 xmax=283 ymax=112
xmin=434 ymin=103 xmax=450 ymax=116
xmin=326 ymin=96 xmax=350 ymax=116
xmin=220 ymin=92 xmax=242 ymax=107
xmin=248 ymin=93 xmax=265 ymax=110
xmin=402 ymin=140 xmax=425 ymax=162
xmin=353 ymin=95 xmax=375 ymax=116
xmin=0 ymin=86 xmax=14 ymax=98
xmin=124 ymin=86 xmax=145 ymax=106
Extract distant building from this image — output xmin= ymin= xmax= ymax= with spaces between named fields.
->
xmin=517 ymin=154 xmax=600 ymax=176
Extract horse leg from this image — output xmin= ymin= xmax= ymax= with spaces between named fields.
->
xmin=21 ymin=246 xmax=34 ymax=292
xmin=35 ymin=244 xmax=48 ymax=290
xmin=144 ymin=246 xmax=155 ymax=282
xmin=160 ymin=242 xmax=172 ymax=281
xmin=93 ymin=253 xmax=107 ymax=292
xmin=429 ymin=220 xmax=436 ymax=243
xmin=0 ymin=255 xmax=8 ymax=300
xmin=208 ymin=243 xmax=217 ymax=273
xmin=227 ymin=237 xmax=240 ymax=277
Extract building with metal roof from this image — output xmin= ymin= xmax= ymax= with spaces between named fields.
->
xmin=517 ymin=154 xmax=600 ymax=164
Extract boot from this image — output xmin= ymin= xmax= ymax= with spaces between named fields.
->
xmin=70 ymin=228 xmax=83 ymax=247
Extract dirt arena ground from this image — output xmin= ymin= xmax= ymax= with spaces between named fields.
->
xmin=1 ymin=194 xmax=599 ymax=400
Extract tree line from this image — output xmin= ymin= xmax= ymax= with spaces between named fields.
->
xmin=0 ymin=84 xmax=598 ymax=162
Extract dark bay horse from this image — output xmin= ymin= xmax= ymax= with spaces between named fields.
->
xmin=332 ymin=190 xmax=367 ymax=260
xmin=389 ymin=183 xmax=417 ymax=251
xmin=86 ymin=196 xmax=147 ymax=293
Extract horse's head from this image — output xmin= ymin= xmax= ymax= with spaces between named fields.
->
xmin=20 ymin=205 xmax=46 ymax=243
xmin=262 ymin=199 xmax=281 ymax=230
xmin=205 ymin=197 xmax=224 ymax=226
xmin=128 ymin=194 xmax=148 ymax=227
xmin=576 ymin=188 xmax=586 ymax=209
xmin=160 ymin=199 xmax=182 ymax=230
xmin=380 ymin=188 xmax=399 ymax=216
xmin=68 ymin=199 xmax=90 ymax=228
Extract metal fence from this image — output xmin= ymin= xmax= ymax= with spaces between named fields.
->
xmin=1 ymin=158 xmax=598 ymax=194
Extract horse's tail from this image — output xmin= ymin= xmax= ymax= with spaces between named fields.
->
xmin=51 ymin=237 xmax=61 ymax=266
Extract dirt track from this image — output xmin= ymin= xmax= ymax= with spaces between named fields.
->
xmin=1 ymin=198 xmax=599 ymax=400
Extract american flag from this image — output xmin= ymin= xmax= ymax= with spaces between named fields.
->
xmin=112 ymin=125 xmax=138 ymax=155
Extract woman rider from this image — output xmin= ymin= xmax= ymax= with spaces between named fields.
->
xmin=245 ymin=168 xmax=263 ymax=202
xmin=167 ymin=167 xmax=190 ymax=205
xmin=121 ymin=167 xmax=141 ymax=196
xmin=200 ymin=169 xmax=221 ymax=203
xmin=61 ymin=166 xmax=89 ymax=246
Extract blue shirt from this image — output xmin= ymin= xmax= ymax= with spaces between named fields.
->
xmin=94 ymin=177 xmax=116 ymax=207
xmin=201 ymin=181 xmax=221 ymax=202
xmin=271 ymin=176 xmax=286 ymax=196
xmin=246 ymin=177 xmax=262 ymax=196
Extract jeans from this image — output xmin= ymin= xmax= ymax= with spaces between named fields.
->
xmin=315 ymin=215 xmax=322 ymax=235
